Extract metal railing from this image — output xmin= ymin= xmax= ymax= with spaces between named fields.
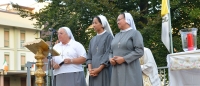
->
xmin=158 ymin=66 xmax=169 ymax=86
xmin=26 ymin=62 xmax=169 ymax=86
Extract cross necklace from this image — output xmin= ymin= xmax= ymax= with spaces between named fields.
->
xmin=117 ymin=32 xmax=125 ymax=48
xmin=95 ymin=35 xmax=102 ymax=52
xmin=61 ymin=45 xmax=67 ymax=59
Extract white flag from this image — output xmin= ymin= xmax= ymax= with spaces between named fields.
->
xmin=161 ymin=0 xmax=170 ymax=52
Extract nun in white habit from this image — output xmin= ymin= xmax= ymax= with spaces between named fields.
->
xmin=86 ymin=15 xmax=114 ymax=86
xmin=109 ymin=12 xmax=144 ymax=86
xmin=52 ymin=27 xmax=87 ymax=86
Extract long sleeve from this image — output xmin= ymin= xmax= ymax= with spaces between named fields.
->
xmin=100 ymin=34 xmax=113 ymax=67
xmin=124 ymin=31 xmax=144 ymax=64
xmin=86 ymin=40 xmax=92 ymax=65
xmin=109 ymin=46 xmax=113 ymax=59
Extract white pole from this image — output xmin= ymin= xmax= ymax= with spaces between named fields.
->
xmin=168 ymin=0 xmax=173 ymax=54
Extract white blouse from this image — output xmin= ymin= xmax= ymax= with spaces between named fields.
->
xmin=53 ymin=39 xmax=87 ymax=75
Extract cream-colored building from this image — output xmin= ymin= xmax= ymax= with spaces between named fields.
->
xmin=0 ymin=2 xmax=50 ymax=86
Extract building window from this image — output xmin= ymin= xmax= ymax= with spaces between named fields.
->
xmin=4 ymin=29 xmax=9 ymax=47
xmin=20 ymin=30 xmax=25 ymax=48
xmin=21 ymin=54 xmax=26 ymax=70
xmin=4 ymin=53 xmax=10 ymax=69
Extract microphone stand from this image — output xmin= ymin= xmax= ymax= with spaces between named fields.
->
xmin=46 ymin=29 xmax=56 ymax=86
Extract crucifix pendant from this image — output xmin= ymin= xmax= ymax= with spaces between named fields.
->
xmin=118 ymin=42 xmax=120 ymax=48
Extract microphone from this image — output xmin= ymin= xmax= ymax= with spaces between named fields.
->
xmin=49 ymin=28 xmax=57 ymax=33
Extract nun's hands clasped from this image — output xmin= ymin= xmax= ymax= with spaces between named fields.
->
xmin=113 ymin=56 xmax=125 ymax=64
xmin=109 ymin=58 xmax=116 ymax=66
xmin=90 ymin=68 xmax=101 ymax=77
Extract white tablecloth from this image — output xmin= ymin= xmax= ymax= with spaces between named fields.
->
xmin=167 ymin=50 xmax=200 ymax=86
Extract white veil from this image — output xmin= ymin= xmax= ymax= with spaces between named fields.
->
xmin=98 ymin=15 xmax=114 ymax=37
xmin=59 ymin=27 xmax=75 ymax=40
xmin=124 ymin=12 xmax=137 ymax=30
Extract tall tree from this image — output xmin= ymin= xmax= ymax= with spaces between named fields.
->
xmin=15 ymin=0 xmax=200 ymax=67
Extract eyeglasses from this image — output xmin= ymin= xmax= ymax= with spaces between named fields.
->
xmin=117 ymin=18 xmax=124 ymax=22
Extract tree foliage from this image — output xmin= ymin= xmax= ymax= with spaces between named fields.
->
xmin=15 ymin=0 xmax=200 ymax=67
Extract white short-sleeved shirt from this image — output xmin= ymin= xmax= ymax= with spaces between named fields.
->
xmin=53 ymin=39 xmax=87 ymax=75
